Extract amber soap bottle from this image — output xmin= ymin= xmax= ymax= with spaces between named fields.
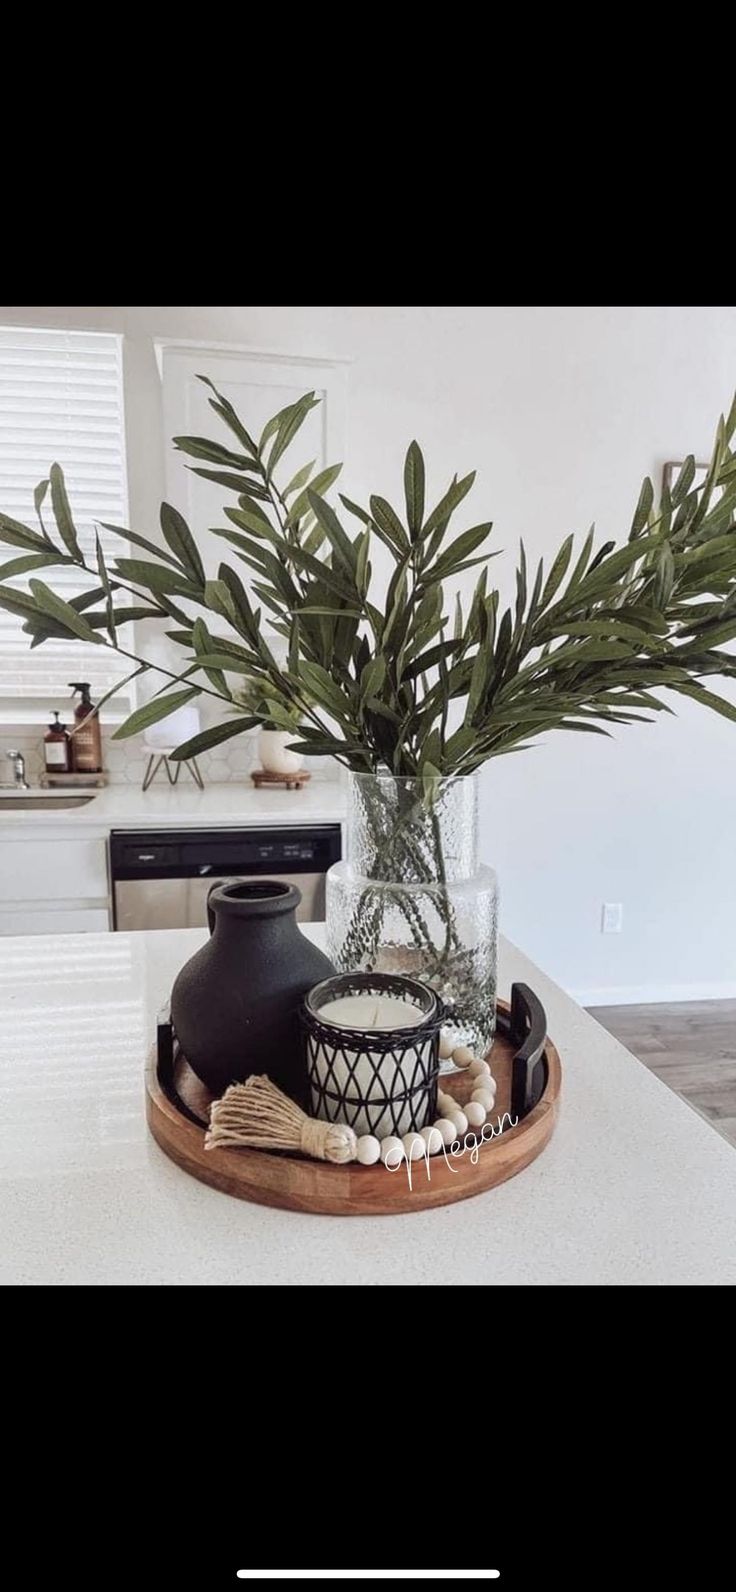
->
xmin=69 ymin=682 xmax=103 ymax=773
xmin=43 ymin=711 xmax=71 ymax=773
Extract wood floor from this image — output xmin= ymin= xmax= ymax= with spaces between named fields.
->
xmin=588 ymin=1000 xmax=736 ymax=1150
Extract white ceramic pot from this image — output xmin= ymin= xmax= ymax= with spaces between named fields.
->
xmin=257 ymin=728 xmax=304 ymax=775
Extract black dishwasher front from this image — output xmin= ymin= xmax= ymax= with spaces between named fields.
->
xmin=109 ymin=825 xmax=342 ymax=931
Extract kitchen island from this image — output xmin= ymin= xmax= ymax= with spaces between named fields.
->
xmin=2 ymin=924 xmax=736 ymax=1285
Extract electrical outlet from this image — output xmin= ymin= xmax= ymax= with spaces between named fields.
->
xmin=601 ymin=902 xmax=623 ymax=934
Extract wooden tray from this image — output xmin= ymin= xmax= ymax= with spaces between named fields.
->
xmin=145 ymin=992 xmax=561 ymax=1216
xmin=250 ymin=769 xmax=311 ymax=791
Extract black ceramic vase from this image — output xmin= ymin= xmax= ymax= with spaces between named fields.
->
xmin=170 ymin=879 xmax=335 ymax=1105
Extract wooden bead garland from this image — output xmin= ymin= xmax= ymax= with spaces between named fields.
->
xmin=205 ymin=1037 xmax=497 ymax=1168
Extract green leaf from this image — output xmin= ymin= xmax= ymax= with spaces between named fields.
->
xmin=404 ymin=441 xmax=425 ymax=539
xmin=667 ymin=681 xmax=736 ymax=723
xmin=159 ymin=503 xmax=205 ymax=583
xmin=297 ymin=660 xmax=355 ymax=721
xmin=95 ymin=531 xmax=116 ymax=644
xmin=113 ymin=558 xmax=197 ymax=596
xmin=112 ymin=686 xmax=201 ymax=740
xmin=282 ymin=459 xmax=316 ymax=498
xmin=630 ymin=477 xmax=654 ymax=539
xmin=354 ymin=528 xmax=370 ymax=599
xmin=421 ymin=471 xmax=476 ymax=539
xmin=225 ymin=497 xmax=277 ymax=536
xmin=652 ymin=543 xmax=675 ymax=610
xmin=28 ymin=580 xmax=102 ymax=644
xmin=339 ymin=494 xmax=372 ymax=527
xmin=401 ymin=640 xmax=463 ymax=681
xmin=189 ymin=467 xmax=264 ymax=495
xmin=191 ymin=616 xmax=228 ymax=696
xmin=670 ymin=455 xmax=696 ymax=507
xmin=33 ymin=479 xmax=50 ymax=537
xmin=359 ymin=656 xmax=386 ymax=701
xmin=169 ymin=717 xmax=257 ymax=761
xmin=0 ymin=552 xmax=68 ymax=579
xmin=173 ymin=436 xmax=257 ymax=470
xmin=98 ymin=522 xmax=183 ymax=569
xmin=196 ymin=376 xmax=260 ymax=456
xmin=285 ymin=464 xmax=342 ymax=527
xmin=297 ymin=606 xmax=363 ymax=617
xmin=0 ymin=513 xmax=51 ymax=552
xmin=49 ymin=463 xmax=82 ymax=560
xmin=369 ymin=496 xmax=410 ymax=555
xmin=306 ymin=491 xmax=358 ymax=575
xmin=266 ymin=393 xmax=321 ymax=477
xmin=426 ymin=522 xmax=493 ymax=581
xmin=0 ymin=585 xmax=45 ymax=618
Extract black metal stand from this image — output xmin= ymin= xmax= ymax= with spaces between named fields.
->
xmin=142 ymin=753 xmax=204 ymax=791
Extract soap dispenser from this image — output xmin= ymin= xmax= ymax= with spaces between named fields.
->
xmin=44 ymin=710 xmax=71 ymax=774
xmin=68 ymin=682 xmax=103 ymax=773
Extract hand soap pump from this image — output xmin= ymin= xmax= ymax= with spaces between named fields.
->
xmin=69 ymin=682 xmax=103 ymax=773
xmin=44 ymin=710 xmax=71 ymax=774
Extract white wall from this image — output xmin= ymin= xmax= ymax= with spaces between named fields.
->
xmin=2 ymin=304 xmax=735 ymax=1001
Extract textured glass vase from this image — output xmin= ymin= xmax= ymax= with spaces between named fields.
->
xmin=326 ymin=773 xmax=498 ymax=1057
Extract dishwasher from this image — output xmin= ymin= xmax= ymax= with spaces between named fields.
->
xmin=109 ymin=826 xmax=342 ymax=931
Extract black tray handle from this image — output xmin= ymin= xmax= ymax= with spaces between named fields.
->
xmin=156 ymin=1003 xmax=209 ymax=1128
xmin=507 ymin=981 xmax=549 ymax=1120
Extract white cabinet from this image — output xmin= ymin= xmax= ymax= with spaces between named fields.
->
xmin=0 ymin=833 xmax=110 ymax=934
xmin=0 ymin=906 xmax=110 ymax=936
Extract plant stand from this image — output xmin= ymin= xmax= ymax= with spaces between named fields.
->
xmin=142 ymin=752 xmax=204 ymax=792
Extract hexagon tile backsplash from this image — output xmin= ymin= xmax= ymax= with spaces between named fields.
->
xmin=1 ymin=729 xmax=336 ymax=787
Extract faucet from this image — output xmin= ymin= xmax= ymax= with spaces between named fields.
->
xmin=5 ymin=750 xmax=29 ymax=790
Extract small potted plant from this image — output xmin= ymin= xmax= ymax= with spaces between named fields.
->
xmin=235 ymin=675 xmax=310 ymax=776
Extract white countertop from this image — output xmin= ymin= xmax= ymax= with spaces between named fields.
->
xmin=2 ymin=923 xmax=736 ymax=1286
xmin=0 ymin=778 xmax=347 ymax=833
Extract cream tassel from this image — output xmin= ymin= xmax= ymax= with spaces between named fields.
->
xmin=205 ymin=1074 xmax=358 ymax=1165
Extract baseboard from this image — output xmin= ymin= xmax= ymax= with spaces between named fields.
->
xmin=570 ymin=981 xmax=736 ymax=1008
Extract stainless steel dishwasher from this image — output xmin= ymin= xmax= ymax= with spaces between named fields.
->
xmin=110 ymin=826 xmax=342 ymax=931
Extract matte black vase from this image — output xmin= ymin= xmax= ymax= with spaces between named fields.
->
xmin=170 ymin=879 xmax=335 ymax=1104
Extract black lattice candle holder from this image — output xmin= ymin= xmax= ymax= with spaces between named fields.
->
xmin=301 ymin=972 xmax=446 ymax=1139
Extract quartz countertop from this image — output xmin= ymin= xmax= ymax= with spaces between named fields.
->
xmin=0 ymin=778 xmax=347 ymax=833
xmin=2 ymin=924 xmax=736 ymax=1286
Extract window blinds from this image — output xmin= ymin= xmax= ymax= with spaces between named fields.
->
xmin=0 ymin=326 xmax=131 ymax=703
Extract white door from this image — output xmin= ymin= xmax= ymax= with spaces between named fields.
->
xmin=155 ymin=340 xmax=350 ymax=611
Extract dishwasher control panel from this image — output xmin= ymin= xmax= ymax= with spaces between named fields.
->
xmin=109 ymin=826 xmax=342 ymax=879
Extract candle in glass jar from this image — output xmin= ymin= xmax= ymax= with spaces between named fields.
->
xmin=310 ymin=987 xmax=434 ymax=1138
xmin=318 ymin=994 xmax=425 ymax=1030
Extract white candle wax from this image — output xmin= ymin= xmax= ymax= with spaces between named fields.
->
xmin=312 ymin=989 xmax=433 ymax=1138
xmin=318 ymin=994 xmax=425 ymax=1030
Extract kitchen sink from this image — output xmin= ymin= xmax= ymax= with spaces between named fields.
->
xmin=0 ymin=789 xmax=97 ymax=810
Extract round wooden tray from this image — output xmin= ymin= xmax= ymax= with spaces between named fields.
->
xmin=145 ymin=997 xmax=561 ymax=1216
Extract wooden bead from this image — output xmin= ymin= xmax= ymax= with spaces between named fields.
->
xmin=451 ymin=1044 xmax=474 ymax=1068
xmin=380 ymin=1135 xmax=404 ymax=1166
xmin=439 ymin=1032 xmax=455 ymax=1060
xmin=468 ymin=1057 xmax=490 ymax=1078
xmin=464 ymin=1100 xmax=487 ymax=1127
xmin=438 ymin=1095 xmax=459 ymax=1117
xmin=449 ymin=1108 xmax=468 ymax=1136
xmin=356 ymin=1135 xmax=381 ymax=1166
xmin=420 ymin=1125 xmax=443 ymax=1155
xmin=434 ymin=1117 xmax=457 ymax=1146
xmin=402 ymin=1132 xmax=425 ymax=1161
xmin=471 ymin=1088 xmax=494 ymax=1112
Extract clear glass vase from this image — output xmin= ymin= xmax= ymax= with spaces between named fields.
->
xmin=326 ymin=773 xmax=498 ymax=1058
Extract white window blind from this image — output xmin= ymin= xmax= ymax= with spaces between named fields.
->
xmin=0 ymin=326 xmax=131 ymax=705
